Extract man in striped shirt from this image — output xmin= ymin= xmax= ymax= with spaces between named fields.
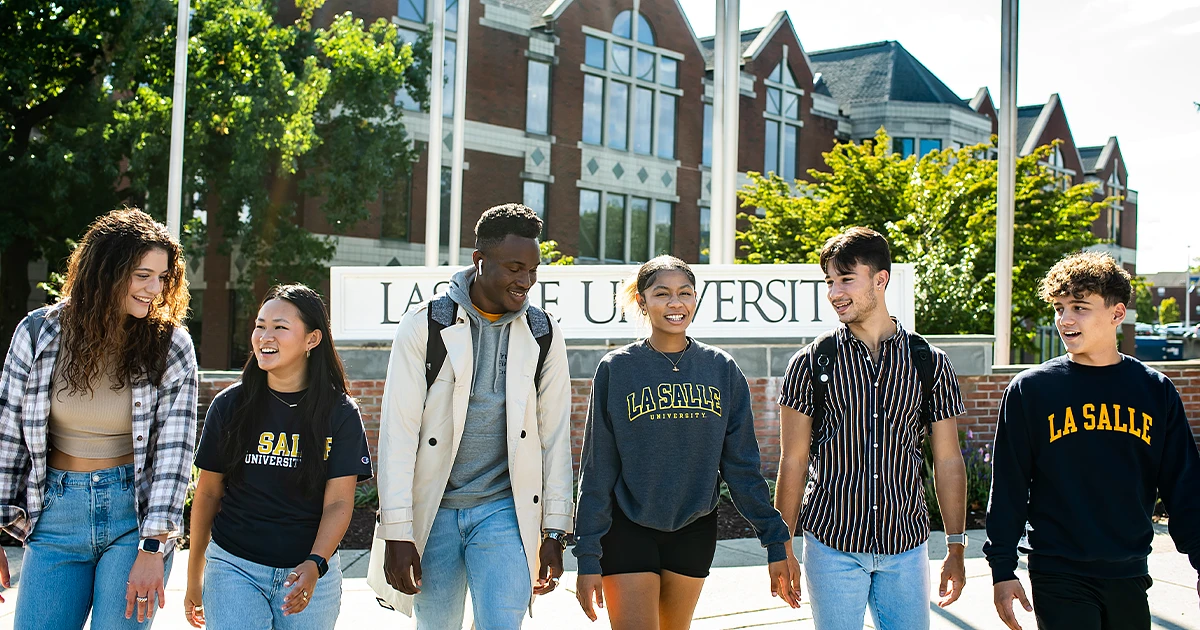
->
xmin=774 ymin=227 xmax=968 ymax=629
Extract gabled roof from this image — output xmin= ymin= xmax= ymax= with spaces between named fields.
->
xmin=813 ymin=74 xmax=832 ymax=97
xmin=806 ymin=41 xmax=969 ymax=108
xmin=1016 ymin=104 xmax=1044 ymax=154
xmin=499 ymin=0 xmax=559 ymax=26
xmin=698 ymin=12 xmax=813 ymax=74
xmin=969 ymin=87 xmax=994 ymax=112
xmin=698 ymin=28 xmax=760 ymax=68
xmin=1079 ymin=136 xmax=1121 ymax=175
xmin=1078 ymin=146 xmax=1104 ymax=173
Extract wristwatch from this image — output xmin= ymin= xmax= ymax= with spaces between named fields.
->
xmin=138 ymin=538 xmax=164 ymax=555
xmin=306 ymin=553 xmax=329 ymax=578
xmin=945 ymin=533 xmax=968 ymax=548
xmin=542 ymin=529 xmax=568 ymax=550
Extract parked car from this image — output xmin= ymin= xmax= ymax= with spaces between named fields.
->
xmin=1135 ymin=322 xmax=1157 ymax=336
xmin=1163 ymin=323 xmax=1190 ymax=338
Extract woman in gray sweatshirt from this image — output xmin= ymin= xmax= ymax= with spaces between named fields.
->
xmin=573 ymin=256 xmax=800 ymax=628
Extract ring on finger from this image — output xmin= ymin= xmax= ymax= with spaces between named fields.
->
xmin=136 ymin=596 xmax=149 ymax=603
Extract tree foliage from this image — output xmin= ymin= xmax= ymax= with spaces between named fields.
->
xmin=1159 ymin=297 xmax=1181 ymax=325
xmin=1133 ymin=277 xmax=1155 ymax=324
xmin=738 ymin=129 xmax=1108 ymax=355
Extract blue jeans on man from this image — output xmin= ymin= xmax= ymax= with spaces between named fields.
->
xmin=414 ymin=496 xmax=531 ymax=630
xmin=803 ymin=532 xmax=930 ymax=630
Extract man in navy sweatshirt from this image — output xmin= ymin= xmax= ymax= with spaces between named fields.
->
xmin=985 ymin=252 xmax=1200 ymax=630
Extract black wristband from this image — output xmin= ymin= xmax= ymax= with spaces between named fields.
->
xmin=306 ymin=553 xmax=329 ymax=578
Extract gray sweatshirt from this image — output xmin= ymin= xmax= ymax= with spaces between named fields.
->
xmin=572 ymin=339 xmax=791 ymax=575
xmin=439 ymin=268 xmax=526 ymax=509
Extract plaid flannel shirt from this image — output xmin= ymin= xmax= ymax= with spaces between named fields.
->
xmin=0 ymin=304 xmax=198 ymax=542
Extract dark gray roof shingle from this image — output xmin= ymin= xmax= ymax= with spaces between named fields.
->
xmin=1078 ymin=146 xmax=1104 ymax=172
xmin=807 ymin=41 xmax=968 ymax=108
xmin=1016 ymin=104 xmax=1043 ymax=149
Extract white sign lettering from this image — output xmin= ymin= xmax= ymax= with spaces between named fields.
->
xmin=329 ymin=264 xmax=916 ymax=341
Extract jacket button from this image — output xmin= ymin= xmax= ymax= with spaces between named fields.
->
xmin=136 ymin=435 xmax=143 ymax=441
xmin=134 ymin=401 xmax=142 ymax=407
xmin=533 ymin=495 xmax=539 ymax=504
xmin=520 ymin=430 xmax=527 ymax=438
xmin=428 ymin=438 xmax=437 ymax=446
xmin=137 ymin=467 xmax=142 ymax=473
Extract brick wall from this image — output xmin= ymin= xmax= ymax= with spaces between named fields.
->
xmin=199 ymin=362 xmax=1200 ymax=478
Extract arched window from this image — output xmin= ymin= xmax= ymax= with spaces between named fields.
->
xmin=611 ymin=10 xmax=656 ymax=45
xmin=762 ymin=59 xmax=803 ymax=180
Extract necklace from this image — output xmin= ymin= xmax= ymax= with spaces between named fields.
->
xmin=268 ymin=389 xmax=306 ymax=408
xmin=646 ymin=338 xmax=691 ymax=372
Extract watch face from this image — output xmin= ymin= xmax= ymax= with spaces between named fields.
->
xmin=141 ymin=539 xmax=161 ymax=553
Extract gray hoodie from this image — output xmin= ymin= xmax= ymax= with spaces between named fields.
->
xmin=440 ymin=267 xmax=528 ymax=509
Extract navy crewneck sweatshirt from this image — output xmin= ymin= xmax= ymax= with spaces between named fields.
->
xmin=984 ymin=355 xmax=1200 ymax=583
xmin=572 ymin=339 xmax=790 ymax=575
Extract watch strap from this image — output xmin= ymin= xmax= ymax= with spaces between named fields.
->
xmin=138 ymin=538 xmax=164 ymax=554
xmin=945 ymin=533 xmax=968 ymax=547
xmin=307 ymin=553 xmax=329 ymax=578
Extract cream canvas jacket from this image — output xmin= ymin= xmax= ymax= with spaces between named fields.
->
xmin=366 ymin=298 xmax=574 ymax=615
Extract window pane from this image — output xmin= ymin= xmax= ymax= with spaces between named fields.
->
xmin=633 ymin=88 xmax=653 ymax=155
xmin=395 ymin=28 xmax=423 ymax=110
xmin=656 ymin=93 xmax=676 ymax=159
xmin=440 ymin=167 xmax=451 ymax=246
xmin=637 ymin=13 xmax=655 ymax=45
xmin=637 ymin=51 xmax=655 ymax=81
xmin=525 ymin=60 xmax=550 ymax=134
xmin=611 ymin=44 xmax=631 ymax=75
xmin=585 ymin=36 xmax=606 ymax=69
xmin=398 ymin=0 xmax=424 ymax=22
xmin=579 ymin=190 xmax=600 ymax=259
xmin=702 ymin=103 xmax=713 ymax=167
xmin=445 ymin=0 xmax=457 ymax=31
xmin=381 ymin=172 xmax=411 ymax=240
xmin=630 ymin=197 xmax=650 ymax=262
xmin=605 ymin=194 xmax=626 ymax=262
xmin=769 ymin=62 xmax=782 ymax=83
xmin=653 ymin=201 xmax=673 ymax=256
xmin=783 ymin=125 xmax=798 ymax=181
xmin=893 ymin=137 xmax=914 ymax=158
xmin=764 ymin=120 xmax=779 ymax=174
xmin=699 ymin=206 xmax=710 ymax=263
xmin=612 ymin=10 xmax=632 ymax=39
xmin=659 ymin=57 xmax=678 ymax=87
xmin=442 ymin=39 xmax=456 ymax=118
xmin=582 ymin=75 xmax=603 ymax=144
xmin=766 ymin=87 xmax=781 ymax=115
xmin=784 ymin=92 xmax=799 ymax=120
xmin=919 ymin=138 xmax=942 ymax=156
xmin=607 ymin=81 xmax=629 ymax=150
xmin=523 ymin=181 xmax=547 ymax=238
xmin=783 ymin=63 xmax=797 ymax=87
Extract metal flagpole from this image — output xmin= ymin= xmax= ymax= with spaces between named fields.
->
xmin=166 ymin=0 xmax=191 ymax=240
xmin=720 ymin=0 xmax=740 ymax=264
xmin=448 ymin=0 xmax=470 ymax=266
xmin=994 ymin=0 xmax=1019 ymax=364
xmin=710 ymin=0 xmax=727 ymax=265
xmin=424 ymin=0 xmax=447 ymax=266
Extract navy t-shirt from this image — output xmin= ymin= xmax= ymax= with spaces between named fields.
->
xmin=195 ymin=383 xmax=373 ymax=568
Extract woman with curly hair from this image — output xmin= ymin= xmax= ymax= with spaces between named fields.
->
xmin=0 ymin=207 xmax=198 ymax=628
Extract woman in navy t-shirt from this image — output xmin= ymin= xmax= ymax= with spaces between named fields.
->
xmin=184 ymin=284 xmax=372 ymax=629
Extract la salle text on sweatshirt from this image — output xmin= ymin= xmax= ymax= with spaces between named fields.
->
xmin=983 ymin=355 xmax=1200 ymax=582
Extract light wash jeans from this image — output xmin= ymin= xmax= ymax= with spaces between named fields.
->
xmin=803 ymin=531 xmax=931 ymax=630
xmin=201 ymin=540 xmax=343 ymax=629
xmin=15 ymin=464 xmax=174 ymax=630
xmin=413 ymin=496 xmax=531 ymax=630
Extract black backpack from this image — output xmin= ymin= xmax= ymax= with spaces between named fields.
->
xmin=808 ymin=329 xmax=937 ymax=434
xmin=423 ymin=294 xmax=554 ymax=391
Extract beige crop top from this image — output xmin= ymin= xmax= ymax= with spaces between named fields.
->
xmin=48 ymin=353 xmax=134 ymax=459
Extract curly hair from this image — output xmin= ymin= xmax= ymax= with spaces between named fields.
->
xmin=58 ymin=208 xmax=190 ymax=393
xmin=474 ymin=203 xmax=542 ymax=252
xmin=1038 ymin=251 xmax=1132 ymax=307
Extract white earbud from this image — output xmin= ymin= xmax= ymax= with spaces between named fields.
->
xmin=476 ymin=261 xmax=483 ymax=275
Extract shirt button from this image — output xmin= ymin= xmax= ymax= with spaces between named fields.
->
xmin=872 ymin=505 xmax=878 ymax=510
xmin=873 ymin=413 xmax=878 ymax=418
xmin=873 ymin=474 xmax=879 ymax=479
xmin=874 ymin=382 xmax=879 ymax=387
xmin=873 ymin=443 xmax=879 ymax=448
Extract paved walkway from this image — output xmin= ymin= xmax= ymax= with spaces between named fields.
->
xmin=0 ymin=527 xmax=1196 ymax=629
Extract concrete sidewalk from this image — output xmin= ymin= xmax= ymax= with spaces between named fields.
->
xmin=0 ymin=527 xmax=1196 ymax=629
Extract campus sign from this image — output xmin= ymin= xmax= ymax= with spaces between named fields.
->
xmin=329 ymin=264 xmax=916 ymax=341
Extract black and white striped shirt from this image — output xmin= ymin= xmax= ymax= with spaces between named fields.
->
xmin=778 ymin=320 xmax=965 ymax=555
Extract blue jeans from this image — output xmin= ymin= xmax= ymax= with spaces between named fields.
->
xmin=15 ymin=464 xmax=174 ymax=630
xmin=803 ymin=532 xmax=930 ymax=630
xmin=202 ymin=540 xmax=343 ymax=629
xmin=414 ymin=496 xmax=531 ymax=630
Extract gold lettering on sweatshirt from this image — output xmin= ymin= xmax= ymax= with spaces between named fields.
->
xmin=1045 ymin=404 xmax=1152 ymax=446
xmin=628 ymin=383 xmax=723 ymax=421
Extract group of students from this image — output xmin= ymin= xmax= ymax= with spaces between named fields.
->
xmin=0 ymin=204 xmax=1195 ymax=630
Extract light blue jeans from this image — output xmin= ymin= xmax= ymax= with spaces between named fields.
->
xmin=15 ymin=464 xmax=174 ymax=630
xmin=803 ymin=532 xmax=931 ymax=630
xmin=413 ymin=496 xmax=531 ymax=630
xmin=202 ymin=540 xmax=343 ymax=629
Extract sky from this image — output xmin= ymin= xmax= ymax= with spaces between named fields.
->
xmin=678 ymin=0 xmax=1200 ymax=274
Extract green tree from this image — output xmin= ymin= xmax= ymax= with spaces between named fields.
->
xmin=540 ymin=240 xmax=575 ymax=266
xmin=1159 ymin=297 xmax=1181 ymax=325
xmin=738 ymin=129 xmax=1107 ymax=355
xmin=1133 ymin=277 xmax=1156 ymax=324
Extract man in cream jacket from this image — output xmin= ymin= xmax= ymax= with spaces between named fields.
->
xmin=368 ymin=204 xmax=574 ymax=629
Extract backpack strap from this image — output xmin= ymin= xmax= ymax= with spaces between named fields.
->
xmin=907 ymin=332 xmax=937 ymax=428
xmin=425 ymin=295 xmax=458 ymax=390
xmin=808 ymin=330 xmax=840 ymax=435
xmin=525 ymin=305 xmax=553 ymax=391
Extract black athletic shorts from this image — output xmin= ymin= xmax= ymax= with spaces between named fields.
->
xmin=598 ymin=503 xmax=719 ymax=578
